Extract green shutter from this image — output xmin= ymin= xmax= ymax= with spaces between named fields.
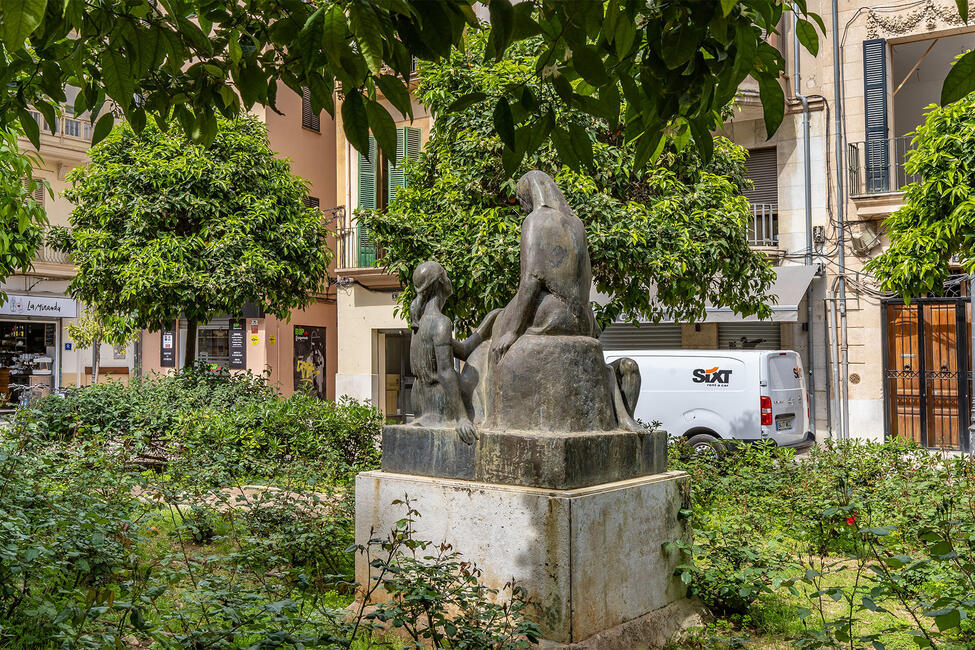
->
xmin=357 ymin=136 xmax=377 ymax=266
xmin=387 ymin=128 xmax=407 ymax=203
xmin=387 ymin=126 xmax=421 ymax=204
xmin=863 ymin=39 xmax=889 ymax=193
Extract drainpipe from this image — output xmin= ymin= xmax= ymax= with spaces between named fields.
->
xmin=828 ymin=279 xmax=843 ymax=438
xmin=793 ymin=6 xmax=816 ymax=437
xmin=831 ymin=0 xmax=850 ymax=440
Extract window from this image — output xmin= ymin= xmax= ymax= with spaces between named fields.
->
xmin=23 ymin=178 xmax=44 ymax=205
xmin=197 ymin=326 xmax=230 ymax=367
xmin=304 ymin=195 xmax=320 ymax=209
xmin=301 ymin=87 xmax=320 ymax=132
xmin=743 ymin=148 xmax=778 ymax=246
xmin=356 ymin=126 xmax=421 ymax=265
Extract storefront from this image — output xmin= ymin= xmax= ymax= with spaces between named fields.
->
xmin=0 ymin=294 xmax=76 ymax=408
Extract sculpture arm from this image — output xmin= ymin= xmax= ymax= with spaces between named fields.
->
xmin=434 ymin=338 xmax=477 ymax=444
xmin=453 ymin=308 xmax=502 ymax=360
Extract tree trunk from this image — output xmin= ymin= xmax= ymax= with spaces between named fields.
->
xmin=92 ymin=337 xmax=100 ymax=384
xmin=184 ymin=320 xmax=197 ymax=368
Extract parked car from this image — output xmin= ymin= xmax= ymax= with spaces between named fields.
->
xmin=604 ymin=349 xmax=815 ymax=457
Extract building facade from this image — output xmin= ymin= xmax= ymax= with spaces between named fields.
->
xmin=333 ymin=88 xmax=431 ymax=419
xmin=2 ymin=84 xmax=340 ymax=406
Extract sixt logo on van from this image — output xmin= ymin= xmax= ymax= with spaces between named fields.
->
xmin=692 ymin=366 xmax=733 ymax=385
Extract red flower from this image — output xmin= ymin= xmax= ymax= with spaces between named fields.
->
xmin=846 ymin=516 xmax=856 ymax=525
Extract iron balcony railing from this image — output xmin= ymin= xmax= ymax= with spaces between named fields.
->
xmin=848 ymin=136 xmax=918 ymax=197
xmin=747 ymin=203 xmax=778 ymax=247
xmin=336 ymin=221 xmax=384 ymax=270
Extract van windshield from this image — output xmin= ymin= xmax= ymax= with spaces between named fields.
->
xmin=768 ymin=354 xmax=803 ymax=390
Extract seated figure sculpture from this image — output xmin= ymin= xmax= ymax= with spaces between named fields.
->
xmin=409 ymin=171 xmax=642 ymax=438
xmin=408 ymin=260 xmax=498 ymax=444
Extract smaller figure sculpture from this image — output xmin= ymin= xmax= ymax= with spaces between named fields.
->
xmin=409 ymin=261 xmax=498 ymax=444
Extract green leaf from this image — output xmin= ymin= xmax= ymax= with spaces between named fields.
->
xmin=956 ymin=0 xmax=968 ymax=23
xmin=366 ymin=100 xmax=397 ymax=168
xmin=568 ymin=121 xmax=593 ymax=168
xmin=322 ymin=4 xmax=348 ymax=65
xmin=487 ymin=0 xmax=514 ymax=60
xmin=341 ymin=89 xmax=370 ymax=158
xmin=376 ymin=74 xmax=412 ymax=120
xmin=0 ymin=0 xmax=47 ymax=50
xmin=493 ymin=97 xmax=515 ymax=149
xmin=18 ymin=108 xmax=39 ymax=148
xmin=633 ymin=129 xmax=664 ymax=171
xmin=550 ymin=126 xmax=580 ymax=170
xmin=101 ymin=49 xmax=135 ymax=108
xmin=91 ymin=112 xmax=114 ymax=145
xmin=942 ymin=50 xmax=975 ymax=106
xmin=721 ymin=0 xmax=737 ymax=17
xmin=349 ymin=3 xmax=383 ymax=75
xmin=307 ymin=73 xmax=334 ymax=115
xmin=571 ymin=45 xmax=610 ymax=87
xmin=614 ymin=15 xmax=636 ymax=57
xmin=757 ymin=75 xmax=785 ymax=137
xmin=934 ymin=608 xmax=961 ymax=631
xmin=795 ymin=19 xmax=819 ymax=56
xmin=446 ymin=92 xmax=487 ymax=113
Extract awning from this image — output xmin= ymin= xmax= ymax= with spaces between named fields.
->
xmin=592 ymin=264 xmax=819 ymax=324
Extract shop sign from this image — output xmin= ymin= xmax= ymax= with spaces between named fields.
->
xmin=0 ymin=294 xmax=77 ymax=318
xmin=229 ymin=319 xmax=246 ymax=369
xmin=293 ymin=325 xmax=326 ymax=399
xmin=160 ymin=321 xmax=176 ymax=368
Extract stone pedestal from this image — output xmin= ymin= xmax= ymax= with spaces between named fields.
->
xmin=382 ymin=425 xmax=667 ymax=489
xmin=355 ymin=470 xmax=692 ymax=645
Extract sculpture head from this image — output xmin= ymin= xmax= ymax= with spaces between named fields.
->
xmin=410 ymin=260 xmax=452 ymax=327
xmin=516 ymin=170 xmax=573 ymax=216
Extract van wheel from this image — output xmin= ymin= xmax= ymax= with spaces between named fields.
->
xmin=685 ymin=433 xmax=724 ymax=462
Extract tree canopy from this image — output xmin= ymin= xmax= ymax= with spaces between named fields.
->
xmin=866 ymin=93 xmax=975 ymax=298
xmin=0 ymin=127 xmax=48 ymax=301
xmin=51 ymin=114 xmax=331 ymax=363
xmin=360 ymin=33 xmax=774 ymax=335
xmin=0 ymin=0 xmax=831 ymax=165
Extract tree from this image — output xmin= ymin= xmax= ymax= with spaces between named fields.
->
xmin=360 ymin=34 xmax=775 ymax=335
xmin=65 ymin=314 xmax=139 ymax=383
xmin=0 ymin=127 xmax=49 ymax=302
xmin=0 ymin=0 xmax=829 ymax=162
xmin=51 ymin=114 xmax=331 ymax=366
xmin=865 ymin=93 xmax=975 ymax=298
xmin=0 ymin=0 xmax=830 ymax=289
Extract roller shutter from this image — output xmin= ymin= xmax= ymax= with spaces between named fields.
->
xmin=717 ymin=322 xmax=781 ymax=350
xmin=743 ymin=147 xmax=778 ymax=205
xmin=600 ymin=323 xmax=682 ymax=351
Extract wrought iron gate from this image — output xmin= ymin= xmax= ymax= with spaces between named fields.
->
xmin=882 ymin=298 xmax=970 ymax=451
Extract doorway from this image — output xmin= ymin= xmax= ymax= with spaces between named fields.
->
xmin=883 ymin=298 xmax=970 ymax=451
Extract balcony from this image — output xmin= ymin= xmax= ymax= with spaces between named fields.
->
xmin=335 ymin=220 xmax=400 ymax=290
xmin=747 ymin=203 xmax=778 ymax=247
xmin=22 ymin=109 xmax=94 ymax=159
xmin=848 ymin=136 xmax=918 ymax=198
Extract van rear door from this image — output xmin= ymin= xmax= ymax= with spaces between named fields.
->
xmin=765 ymin=352 xmax=807 ymax=446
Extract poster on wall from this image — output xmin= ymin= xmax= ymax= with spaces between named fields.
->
xmin=293 ymin=325 xmax=326 ymax=399
xmin=160 ymin=321 xmax=176 ymax=367
xmin=229 ymin=319 xmax=246 ymax=369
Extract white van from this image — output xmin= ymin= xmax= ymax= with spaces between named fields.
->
xmin=604 ymin=349 xmax=814 ymax=456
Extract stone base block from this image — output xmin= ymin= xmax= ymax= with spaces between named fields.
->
xmin=381 ymin=425 xmax=667 ymax=490
xmin=355 ymin=470 xmax=691 ymax=644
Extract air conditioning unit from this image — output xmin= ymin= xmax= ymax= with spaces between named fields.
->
xmin=851 ymin=224 xmax=881 ymax=254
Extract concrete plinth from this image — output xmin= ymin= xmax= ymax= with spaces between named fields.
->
xmin=381 ymin=425 xmax=667 ymax=490
xmin=355 ymin=469 xmax=691 ymax=645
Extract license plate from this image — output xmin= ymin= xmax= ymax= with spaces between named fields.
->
xmin=776 ymin=417 xmax=794 ymax=431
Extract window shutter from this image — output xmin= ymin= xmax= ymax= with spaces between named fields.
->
xmin=863 ymin=39 xmax=889 ymax=193
xmin=301 ymin=87 xmax=320 ymax=132
xmin=387 ymin=127 xmax=407 ymax=203
xmin=304 ymin=195 xmax=320 ymax=209
xmin=24 ymin=178 xmax=44 ymax=205
xmin=387 ymin=126 xmax=422 ymax=205
xmin=743 ymin=147 xmax=778 ymax=206
xmin=357 ymin=136 xmax=377 ymax=266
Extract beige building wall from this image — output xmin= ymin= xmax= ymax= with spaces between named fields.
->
xmin=333 ymin=90 xmax=432 ymax=410
xmin=722 ymin=0 xmax=973 ymax=441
